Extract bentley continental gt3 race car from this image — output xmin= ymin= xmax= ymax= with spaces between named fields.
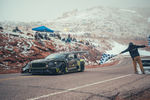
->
xmin=21 ymin=51 xmax=87 ymax=74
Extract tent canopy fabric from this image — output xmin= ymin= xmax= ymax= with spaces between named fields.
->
xmin=32 ymin=26 xmax=54 ymax=32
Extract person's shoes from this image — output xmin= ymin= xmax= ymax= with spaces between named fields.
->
xmin=143 ymin=72 xmax=145 ymax=74
xmin=134 ymin=71 xmax=138 ymax=74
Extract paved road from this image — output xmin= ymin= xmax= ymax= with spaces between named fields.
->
xmin=0 ymin=57 xmax=150 ymax=100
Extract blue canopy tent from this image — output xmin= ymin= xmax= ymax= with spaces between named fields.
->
xmin=32 ymin=26 xmax=54 ymax=32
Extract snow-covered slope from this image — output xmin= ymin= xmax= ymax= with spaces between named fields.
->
xmin=49 ymin=6 xmax=150 ymax=38
xmin=1 ymin=6 xmax=149 ymax=38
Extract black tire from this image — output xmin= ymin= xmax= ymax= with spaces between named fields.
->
xmin=59 ymin=62 xmax=68 ymax=75
xmin=80 ymin=63 xmax=85 ymax=72
xmin=31 ymin=72 xmax=38 ymax=75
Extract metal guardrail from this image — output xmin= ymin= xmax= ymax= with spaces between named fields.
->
xmin=137 ymin=59 xmax=150 ymax=74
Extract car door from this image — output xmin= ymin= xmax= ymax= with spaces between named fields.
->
xmin=67 ymin=54 xmax=77 ymax=69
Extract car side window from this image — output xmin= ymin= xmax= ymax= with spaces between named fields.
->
xmin=68 ymin=54 xmax=74 ymax=60
xmin=74 ymin=54 xmax=77 ymax=59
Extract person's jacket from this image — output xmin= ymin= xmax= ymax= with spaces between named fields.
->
xmin=120 ymin=44 xmax=146 ymax=59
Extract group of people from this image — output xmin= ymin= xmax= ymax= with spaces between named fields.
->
xmin=63 ymin=34 xmax=77 ymax=43
xmin=35 ymin=32 xmax=49 ymax=40
xmin=62 ymin=34 xmax=91 ymax=46
xmin=34 ymin=32 xmax=62 ymax=41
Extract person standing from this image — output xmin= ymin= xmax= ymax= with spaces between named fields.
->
xmin=120 ymin=42 xmax=146 ymax=74
xmin=148 ymin=35 xmax=150 ymax=46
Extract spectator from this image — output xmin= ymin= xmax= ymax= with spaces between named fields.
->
xmin=13 ymin=27 xmax=21 ymax=33
xmin=79 ymin=40 xmax=84 ymax=44
xmin=49 ymin=33 xmax=55 ymax=37
xmin=66 ymin=38 xmax=71 ymax=43
xmin=0 ymin=26 xmax=3 ymax=32
xmin=148 ymin=35 xmax=150 ymax=46
xmin=120 ymin=42 xmax=147 ymax=74
xmin=44 ymin=33 xmax=48 ymax=40
xmin=56 ymin=33 xmax=61 ymax=40
xmin=66 ymin=34 xmax=72 ymax=43
xmin=72 ymin=37 xmax=77 ymax=42
xmin=35 ymin=32 xmax=39 ymax=40
xmin=62 ymin=38 xmax=66 ymax=42
xmin=86 ymin=41 xmax=90 ymax=45
xmin=68 ymin=34 xmax=71 ymax=38
xmin=38 ymin=32 xmax=43 ymax=39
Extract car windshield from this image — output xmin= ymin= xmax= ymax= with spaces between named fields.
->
xmin=45 ymin=53 xmax=66 ymax=59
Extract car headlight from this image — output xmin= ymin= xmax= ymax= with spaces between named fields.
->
xmin=46 ymin=64 xmax=48 ymax=68
xmin=54 ymin=62 xmax=58 ymax=65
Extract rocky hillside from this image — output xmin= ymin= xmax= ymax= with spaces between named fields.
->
xmin=0 ymin=32 xmax=102 ymax=74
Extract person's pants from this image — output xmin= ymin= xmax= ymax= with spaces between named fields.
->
xmin=132 ymin=56 xmax=145 ymax=73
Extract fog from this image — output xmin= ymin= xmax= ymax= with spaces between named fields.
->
xmin=0 ymin=0 xmax=150 ymax=22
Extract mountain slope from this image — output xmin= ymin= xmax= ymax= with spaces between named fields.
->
xmin=49 ymin=6 xmax=150 ymax=38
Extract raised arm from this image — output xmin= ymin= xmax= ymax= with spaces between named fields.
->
xmin=136 ymin=45 xmax=146 ymax=48
xmin=120 ymin=47 xmax=129 ymax=54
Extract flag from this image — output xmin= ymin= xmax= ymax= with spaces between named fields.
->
xmin=99 ymin=54 xmax=115 ymax=64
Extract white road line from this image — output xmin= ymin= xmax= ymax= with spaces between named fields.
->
xmin=27 ymin=74 xmax=132 ymax=100
xmin=86 ymin=66 xmax=125 ymax=71
xmin=86 ymin=68 xmax=114 ymax=71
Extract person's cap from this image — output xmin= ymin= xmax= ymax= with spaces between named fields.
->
xmin=129 ymin=42 xmax=133 ymax=46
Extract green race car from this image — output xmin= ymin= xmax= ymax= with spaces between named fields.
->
xmin=21 ymin=51 xmax=87 ymax=74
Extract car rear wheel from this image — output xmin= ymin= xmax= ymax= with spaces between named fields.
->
xmin=80 ymin=63 xmax=85 ymax=72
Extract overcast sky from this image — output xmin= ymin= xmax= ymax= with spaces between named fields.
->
xmin=0 ymin=0 xmax=150 ymax=22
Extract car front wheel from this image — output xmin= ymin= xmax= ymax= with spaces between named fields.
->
xmin=59 ymin=62 xmax=68 ymax=74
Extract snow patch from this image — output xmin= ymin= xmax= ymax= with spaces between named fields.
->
xmin=119 ymin=9 xmax=136 ymax=13
xmin=106 ymin=41 xmax=128 ymax=55
xmin=106 ymin=41 xmax=150 ymax=56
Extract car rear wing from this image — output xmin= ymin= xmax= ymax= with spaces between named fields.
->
xmin=70 ymin=51 xmax=89 ymax=54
